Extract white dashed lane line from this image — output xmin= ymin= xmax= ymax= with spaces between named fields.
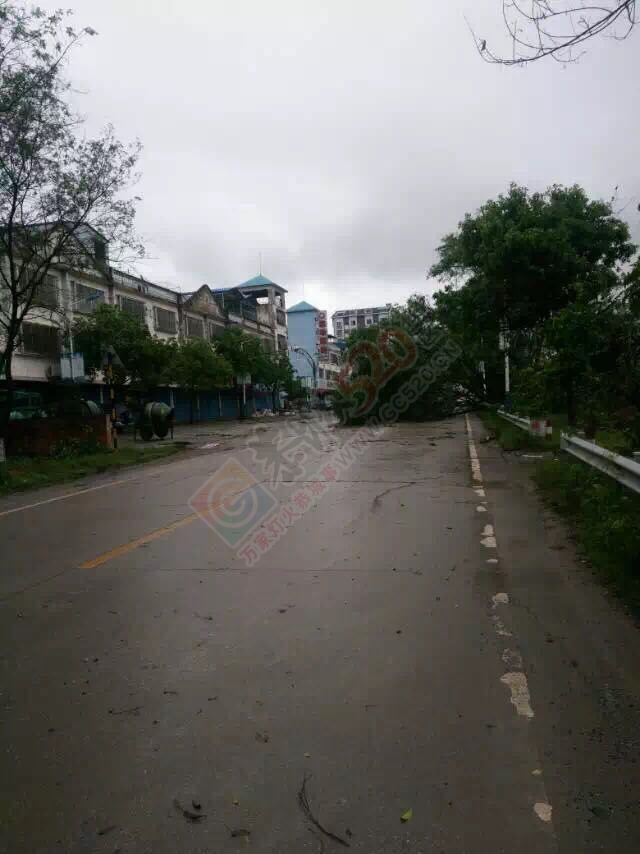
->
xmin=464 ymin=414 xmax=554 ymax=829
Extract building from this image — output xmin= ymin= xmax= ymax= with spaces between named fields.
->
xmin=286 ymin=301 xmax=341 ymax=393
xmin=3 ymin=232 xmax=288 ymax=415
xmin=210 ymin=275 xmax=288 ymax=353
xmin=317 ymin=335 xmax=343 ymax=392
xmin=286 ymin=301 xmax=318 ymax=387
xmin=331 ymin=304 xmax=393 ymax=340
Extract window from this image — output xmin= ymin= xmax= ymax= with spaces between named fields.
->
xmin=350 ymin=318 xmax=356 ymax=327
xmin=74 ymin=282 xmax=105 ymax=313
xmin=208 ymin=322 xmax=224 ymax=340
xmin=365 ymin=317 xmax=373 ymax=326
xmin=118 ymin=295 xmax=146 ymax=322
xmin=33 ymin=274 xmax=58 ymax=310
xmin=186 ymin=316 xmax=204 ymax=338
xmin=154 ymin=306 xmax=177 ymax=334
xmin=20 ymin=322 xmax=60 ymax=357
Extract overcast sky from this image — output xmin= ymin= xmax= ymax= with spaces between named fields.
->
xmin=66 ymin=0 xmax=639 ymax=322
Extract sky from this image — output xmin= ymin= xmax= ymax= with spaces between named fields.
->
xmin=66 ymin=0 xmax=640 ymax=325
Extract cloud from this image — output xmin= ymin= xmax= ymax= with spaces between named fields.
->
xmin=68 ymin=0 xmax=640 ymax=323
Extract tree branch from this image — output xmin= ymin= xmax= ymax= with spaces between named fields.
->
xmin=471 ymin=1 xmax=636 ymax=64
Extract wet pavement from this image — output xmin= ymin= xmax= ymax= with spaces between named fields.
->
xmin=1 ymin=414 xmax=639 ymax=853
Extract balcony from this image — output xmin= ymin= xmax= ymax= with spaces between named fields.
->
xmin=276 ymin=308 xmax=286 ymax=327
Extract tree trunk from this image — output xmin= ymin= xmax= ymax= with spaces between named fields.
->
xmin=189 ymin=390 xmax=194 ymax=425
xmin=0 ymin=345 xmax=15 ymax=450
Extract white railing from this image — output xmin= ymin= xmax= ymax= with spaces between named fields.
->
xmin=560 ymin=433 xmax=640 ymax=496
xmin=498 ymin=409 xmax=531 ymax=430
xmin=498 ymin=409 xmax=551 ymax=436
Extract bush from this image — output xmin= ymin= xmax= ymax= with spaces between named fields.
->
xmin=535 ymin=456 xmax=640 ymax=613
xmin=49 ymin=436 xmax=102 ymax=459
xmin=594 ymin=429 xmax=634 ymax=457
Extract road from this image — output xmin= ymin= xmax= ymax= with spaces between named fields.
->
xmin=1 ymin=414 xmax=639 ymax=853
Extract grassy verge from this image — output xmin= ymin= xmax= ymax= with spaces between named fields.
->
xmin=478 ymin=409 xmax=559 ymax=451
xmin=535 ymin=455 xmax=640 ymax=615
xmin=0 ymin=444 xmax=184 ymax=497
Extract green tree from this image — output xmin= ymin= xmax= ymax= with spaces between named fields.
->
xmin=431 ymin=184 xmax=634 ymax=333
xmin=73 ymin=304 xmax=170 ymax=392
xmin=333 ymin=297 xmax=463 ymax=425
xmin=215 ymin=327 xmax=264 ymax=378
xmin=254 ymin=349 xmax=294 ymax=408
xmin=430 ymin=184 xmax=637 ymax=409
xmin=0 ymin=2 xmax=141 ymax=440
xmin=171 ymin=338 xmax=232 ymax=424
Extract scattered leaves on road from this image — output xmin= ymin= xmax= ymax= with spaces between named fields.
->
xmin=401 ymin=808 xmax=413 ymax=823
xmin=173 ymin=798 xmax=206 ymax=823
xmin=229 ymin=827 xmax=251 ymax=839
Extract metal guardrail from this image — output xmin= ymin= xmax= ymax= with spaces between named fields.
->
xmin=560 ymin=433 xmax=640 ymax=496
xmin=498 ymin=409 xmax=531 ymax=431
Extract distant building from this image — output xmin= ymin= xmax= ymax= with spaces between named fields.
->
xmin=286 ymin=301 xmax=318 ymax=387
xmin=210 ymin=275 xmax=288 ymax=352
xmin=331 ymin=304 xmax=392 ymax=340
xmin=287 ymin=301 xmax=341 ymax=392
xmin=317 ymin=335 xmax=342 ymax=392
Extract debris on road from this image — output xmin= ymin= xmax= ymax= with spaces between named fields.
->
xmin=255 ymin=731 xmax=270 ymax=743
xmin=97 ymin=824 xmax=117 ymax=837
xmin=401 ymin=808 xmax=413 ymax=823
xmin=297 ymin=774 xmax=350 ymax=848
xmin=173 ymin=798 xmax=206 ymax=823
xmin=108 ymin=706 xmax=141 ymax=716
xmin=228 ymin=827 xmax=251 ymax=839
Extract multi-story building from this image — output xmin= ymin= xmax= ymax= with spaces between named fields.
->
xmin=317 ymin=335 xmax=343 ymax=393
xmin=286 ymin=301 xmax=318 ymax=388
xmin=4 ymin=238 xmax=288 ymax=401
xmin=331 ymin=304 xmax=393 ymax=340
xmin=210 ymin=275 xmax=288 ymax=353
xmin=286 ymin=301 xmax=341 ymax=393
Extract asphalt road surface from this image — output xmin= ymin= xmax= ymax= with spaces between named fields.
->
xmin=1 ymin=414 xmax=639 ymax=853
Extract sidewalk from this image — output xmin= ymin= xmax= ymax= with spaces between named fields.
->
xmin=117 ymin=410 xmax=334 ymax=452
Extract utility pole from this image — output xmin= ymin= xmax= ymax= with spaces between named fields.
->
xmin=499 ymin=319 xmax=510 ymax=408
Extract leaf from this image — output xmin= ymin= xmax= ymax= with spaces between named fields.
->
xmin=400 ymin=808 xmax=413 ymax=823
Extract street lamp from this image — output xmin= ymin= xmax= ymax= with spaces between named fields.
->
xmin=289 ymin=345 xmax=317 ymax=397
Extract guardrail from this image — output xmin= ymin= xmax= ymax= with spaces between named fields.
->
xmin=498 ymin=409 xmax=531 ymax=431
xmin=560 ymin=433 xmax=640 ymax=496
xmin=498 ymin=409 xmax=551 ymax=436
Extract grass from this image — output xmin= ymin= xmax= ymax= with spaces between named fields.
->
xmin=0 ymin=444 xmax=184 ymax=497
xmin=534 ymin=456 xmax=640 ymax=615
xmin=478 ymin=407 xmax=640 ymax=612
xmin=478 ymin=408 xmax=561 ymax=452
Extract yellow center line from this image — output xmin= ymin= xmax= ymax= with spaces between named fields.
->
xmin=80 ymin=513 xmax=199 ymax=570
xmin=79 ymin=484 xmax=254 ymax=570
